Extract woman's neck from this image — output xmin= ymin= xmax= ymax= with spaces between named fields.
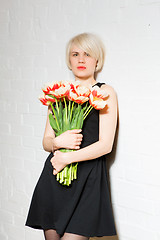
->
xmin=75 ymin=77 xmax=96 ymax=87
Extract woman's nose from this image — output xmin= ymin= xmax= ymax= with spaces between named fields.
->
xmin=78 ymin=54 xmax=85 ymax=63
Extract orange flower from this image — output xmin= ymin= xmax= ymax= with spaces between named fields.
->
xmin=68 ymin=88 xmax=78 ymax=101
xmin=52 ymin=82 xmax=70 ymax=98
xmin=68 ymin=89 xmax=89 ymax=104
xmin=89 ymin=86 xmax=108 ymax=110
xmin=75 ymin=96 xmax=89 ymax=104
xmin=42 ymin=82 xmax=61 ymax=95
xmin=42 ymin=82 xmax=70 ymax=99
xmin=73 ymin=82 xmax=91 ymax=97
xmin=39 ymin=96 xmax=50 ymax=106
xmin=39 ymin=94 xmax=55 ymax=106
xmin=45 ymin=95 xmax=56 ymax=102
xmin=68 ymin=82 xmax=90 ymax=104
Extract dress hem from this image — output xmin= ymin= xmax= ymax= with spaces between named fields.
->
xmin=25 ymin=224 xmax=117 ymax=238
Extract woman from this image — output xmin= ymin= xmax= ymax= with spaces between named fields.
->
xmin=26 ymin=33 xmax=118 ymax=240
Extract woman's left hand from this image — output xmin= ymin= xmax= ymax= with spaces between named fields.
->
xmin=50 ymin=150 xmax=69 ymax=175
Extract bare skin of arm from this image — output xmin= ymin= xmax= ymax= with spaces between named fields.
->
xmin=50 ymin=85 xmax=118 ymax=175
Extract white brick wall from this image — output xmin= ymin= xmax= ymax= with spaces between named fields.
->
xmin=0 ymin=0 xmax=160 ymax=239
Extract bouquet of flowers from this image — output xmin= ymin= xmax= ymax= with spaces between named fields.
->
xmin=39 ymin=81 xmax=108 ymax=186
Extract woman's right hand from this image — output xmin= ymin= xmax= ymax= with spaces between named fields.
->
xmin=54 ymin=129 xmax=83 ymax=150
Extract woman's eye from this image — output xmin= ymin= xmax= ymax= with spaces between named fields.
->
xmin=85 ymin=53 xmax=90 ymax=57
xmin=73 ymin=53 xmax=78 ymax=56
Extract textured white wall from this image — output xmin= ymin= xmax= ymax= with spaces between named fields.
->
xmin=0 ymin=0 xmax=160 ymax=240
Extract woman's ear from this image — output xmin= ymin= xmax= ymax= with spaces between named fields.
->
xmin=95 ymin=60 xmax=98 ymax=71
xmin=69 ymin=59 xmax=72 ymax=70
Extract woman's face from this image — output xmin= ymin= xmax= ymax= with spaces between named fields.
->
xmin=69 ymin=44 xmax=97 ymax=80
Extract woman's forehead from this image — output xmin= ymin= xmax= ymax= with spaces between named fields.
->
xmin=70 ymin=44 xmax=84 ymax=52
xmin=70 ymin=44 xmax=93 ymax=56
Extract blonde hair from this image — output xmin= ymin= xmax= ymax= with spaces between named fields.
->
xmin=66 ymin=33 xmax=105 ymax=72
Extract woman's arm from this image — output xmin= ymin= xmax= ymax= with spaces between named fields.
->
xmin=42 ymin=106 xmax=83 ymax=152
xmin=51 ymin=85 xmax=118 ymax=175
xmin=42 ymin=106 xmax=56 ymax=152
xmin=69 ymin=84 xmax=117 ymax=161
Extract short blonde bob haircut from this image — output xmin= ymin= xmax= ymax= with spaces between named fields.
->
xmin=66 ymin=33 xmax=105 ymax=73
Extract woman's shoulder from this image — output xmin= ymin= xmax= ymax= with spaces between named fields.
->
xmin=99 ymin=82 xmax=117 ymax=96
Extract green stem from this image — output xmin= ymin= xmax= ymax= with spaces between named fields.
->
xmin=70 ymin=101 xmax=74 ymax=121
xmin=83 ymin=103 xmax=91 ymax=116
xmin=68 ymin=100 xmax=71 ymax=112
xmin=55 ymin=98 xmax=59 ymax=114
xmin=50 ymin=103 xmax=60 ymax=130
xmin=83 ymin=105 xmax=93 ymax=120
xmin=68 ymin=100 xmax=71 ymax=122
xmin=63 ymin=97 xmax=68 ymax=120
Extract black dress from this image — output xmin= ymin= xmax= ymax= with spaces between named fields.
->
xmin=26 ymin=82 xmax=117 ymax=238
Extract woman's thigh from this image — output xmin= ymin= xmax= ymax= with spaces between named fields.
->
xmin=61 ymin=232 xmax=89 ymax=240
xmin=44 ymin=229 xmax=61 ymax=240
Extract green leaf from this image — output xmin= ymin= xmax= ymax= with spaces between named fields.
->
xmin=68 ymin=101 xmax=71 ymax=122
xmin=82 ymin=102 xmax=88 ymax=111
xmin=70 ymin=105 xmax=78 ymax=128
xmin=49 ymin=113 xmax=58 ymax=133
xmin=50 ymin=103 xmax=61 ymax=132
xmin=76 ymin=110 xmax=84 ymax=129
xmin=71 ymin=104 xmax=83 ymax=129
xmin=58 ymin=100 xmax=63 ymax=129
xmin=62 ymin=108 xmax=70 ymax=132
xmin=53 ymin=106 xmax=60 ymax=126
xmin=71 ymin=111 xmax=79 ymax=129
xmin=47 ymin=94 xmax=56 ymax=99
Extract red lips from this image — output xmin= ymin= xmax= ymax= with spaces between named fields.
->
xmin=77 ymin=66 xmax=86 ymax=70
